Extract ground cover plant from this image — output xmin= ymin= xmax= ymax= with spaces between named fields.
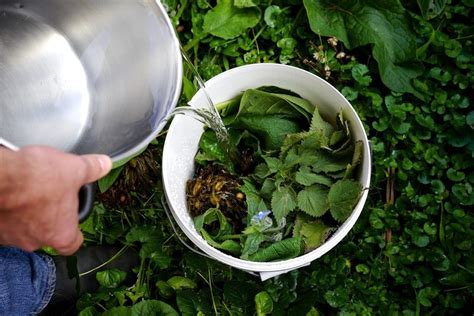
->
xmin=70 ymin=1 xmax=472 ymax=315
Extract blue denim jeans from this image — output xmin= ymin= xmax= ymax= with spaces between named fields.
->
xmin=0 ymin=247 xmax=56 ymax=315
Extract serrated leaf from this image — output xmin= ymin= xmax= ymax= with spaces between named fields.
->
xmin=309 ymin=107 xmax=334 ymax=138
xmin=328 ymin=179 xmax=363 ymax=222
xmin=263 ymin=156 xmax=282 ymax=173
xmin=296 ymin=166 xmax=334 ymax=186
xmin=203 ymin=0 xmax=261 ymax=39
xmin=271 ymin=186 xmax=297 ymax=221
xmin=312 ymin=151 xmax=350 ymax=173
xmin=297 ymin=185 xmax=329 ymax=217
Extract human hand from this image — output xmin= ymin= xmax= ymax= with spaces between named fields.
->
xmin=0 ymin=146 xmax=112 ymax=255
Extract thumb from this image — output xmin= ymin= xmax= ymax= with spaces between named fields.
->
xmin=78 ymin=154 xmax=113 ymax=184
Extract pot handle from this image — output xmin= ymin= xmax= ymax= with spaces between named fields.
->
xmin=79 ymin=183 xmax=96 ymax=222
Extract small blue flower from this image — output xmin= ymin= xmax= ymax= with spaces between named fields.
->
xmin=255 ymin=210 xmax=271 ymax=221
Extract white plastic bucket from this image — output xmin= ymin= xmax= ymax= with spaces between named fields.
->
xmin=162 ymin=64 xmax=371 ymax=280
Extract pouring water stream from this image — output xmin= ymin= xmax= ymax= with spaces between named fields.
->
xmin=173 ymin=48 xmax=237 ymax=163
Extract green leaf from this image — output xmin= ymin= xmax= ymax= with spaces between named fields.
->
xmin=351 ymin=64 xmax=372 ymax=86
xmin=297 ymin=185 xmax=329 ymax=217
xmin=294 ymin=215 xmax=334 ymax=251
xmin=255 ymin=291 xmax=274 ymax=315
xmin=78 ymin=306 xmax=100 ymax=316
xmin=237 ymin=89 xmax=313 ymax=122
xmin=103 ymin=307 xmax=131 ymax=316
xmin=203 ymin=0 xmax=261 ymax=39
xmin=241 ymin=180 xmax=268 ymax=224
xmin=194 ymin=208 xmax=242 ymax=255
xmin=167 ymin=276 xmax=197 ymax=290
xmin=303 ymin=0 xmax=423 ymax=96
xmin=235 ymin=115 xmax=303 ymax=150
xmin=234 ymin=0 xmax=260 ymax=7
xmin=417 ymin=0 xmax=446 ymax=20
xmin=130 ymin=300 xmax=179 ymax=316
xmin=224 ymin=281 xmax=256 ymax=310
xmin=309 ymin=107 xmax=334 ymax=139
xmin=96 ymin=268 xmax=127 ymax=289
xmin=248 ymin=236 xmax=304 ymax=261
xmin=241 ymin=232 xmax=266 ymax=259
xmin=271 ymin=186 xmax=298 ymax=221
xmin=328 ymin=179 xmax=362 ymax=222
xmin=296 ymin=166 xmax=334 ymax=187
xmin=98 ymin=165 xmax=125 ymax=193
xmin=156 ymin=280 xmax=175 ymax=298
xmin=264 ymin=5 xmax=283 ymax=27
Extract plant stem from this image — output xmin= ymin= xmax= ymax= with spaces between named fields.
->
xmin=79 ymin=245 xmax=130 ymax=277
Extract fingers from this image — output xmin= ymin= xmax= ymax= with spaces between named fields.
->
xmin=77 ymin=154 xmax=113 ymax=184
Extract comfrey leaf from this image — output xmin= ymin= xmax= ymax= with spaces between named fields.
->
xmin=203 ymin=0 xmax=261 ymax=39
xmin=303 ymin=0 xmax=423 ymax=97
xmin=248 ymin=236 xmax=304 ymax=262
xmin=328 ymin=179 xmax=363 ymax=222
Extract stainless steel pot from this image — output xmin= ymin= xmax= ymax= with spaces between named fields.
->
xmin=0 ymin=0 xmax=182 ymax=220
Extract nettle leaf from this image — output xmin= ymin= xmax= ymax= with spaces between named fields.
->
xmin=271 ymin=186 xmax=298 ymax=221
xmin=312 ymin=151 xmax=350 ymax=173
xmin=263 ymin=155 xmax=283 ymax=174
xmin=296 ymin=166 xmax=334 ymax=187
xmin=309 ymin=107 xmax=334 ymax=139
xmin=297 ymin=185 xmax=329 ymax=217
xmin=96 ymin=268 xmax=127 ymax=289
xmin=328 ymin=179 xmax=363 ymax=222
xmin=304 ymin=0 xmax=423 ymax=97
xmin=203 ymin=0 xmax=261 ymax=39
